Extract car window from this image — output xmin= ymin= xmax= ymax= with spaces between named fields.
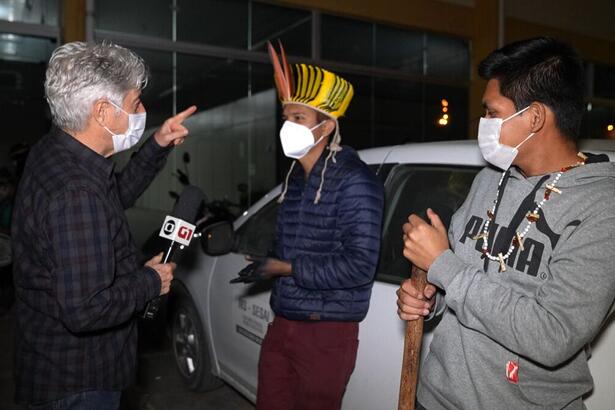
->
xmin=377 ymin=164 xmax=480 ymax=283
xmin=369 ymin=163 xmax=395 ymax=185
xmin=235 ymin=197 xmax=280 ymax=256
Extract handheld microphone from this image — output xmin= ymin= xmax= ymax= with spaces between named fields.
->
xmin=142 ymin=185 xmax=204 ymax=319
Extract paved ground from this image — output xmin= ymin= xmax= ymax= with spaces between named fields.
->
xmin=0 ymin=305 xmax=254 ymax=410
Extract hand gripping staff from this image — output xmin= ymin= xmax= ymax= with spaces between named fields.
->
xmin=398 ymin=265 xmax=428 ymax=410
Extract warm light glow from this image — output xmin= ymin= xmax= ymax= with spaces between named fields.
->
xmin=443 ymin=114 xmax=449 ymax=120
xmin=441 ymin=99 xmax=449 ymax=107
xmin=608 ymin=124 xmax=614 ymax=132
xmin=442 ymin=107 xmax=448 ymax=113
xmin=438 ymin=118 xmax=448 ymax=126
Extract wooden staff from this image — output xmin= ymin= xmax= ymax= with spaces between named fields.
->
xmin=398 ymin=265 xmax=428 ymax=410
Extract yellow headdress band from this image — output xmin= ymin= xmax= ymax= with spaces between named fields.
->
xmin=267 ymin=41 xmax=354 ymax=119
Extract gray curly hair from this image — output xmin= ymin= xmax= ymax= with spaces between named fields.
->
xmin=45 ymin=41 xmax=148 ymax=131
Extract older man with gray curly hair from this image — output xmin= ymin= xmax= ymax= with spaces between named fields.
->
xmin=11 ymin=41 xmax=196 ymax=409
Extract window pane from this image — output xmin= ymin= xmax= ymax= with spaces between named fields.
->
xmin=594 ymin=64 xmax=615 ymax=100
xmin=0 ymin=0 xmax=59 ymax=26
xmin=425 ymin=84 xmax=469 ymax=141
xmin=96 ymin=0 xmax=171 ymax=39
xmin=374 ymin=78 xmax=424 ymax=145
xmin=177 ymin=54 xmax=249 ymax=110
xmin=250 ymin=61 xmax=277 ymax=96
xmin=425 ymin=34 xmax=469 ymax=82
xmin=0 ymin=32 xmax=55 ymax=63
xmin=236 ymin=198 xmax=279 ymax=256
xmin=375 ymin=25 xmax=423 ymax=74
xmin=0 ymin=34 xmax=56 ymax=166
xmin=581 ymin=104 xmax=615 ymax=139
xmin=336 ymin=72 xmax=373 ymax=149
xmin=321 ymin=15 xmax=372 ymax=66
xmin=378 ymin=165 xmax=479 ymax=282
xmin=131 ymin=48 xmax=173 ymax=129
xmin=177 ymin=0 xmax=247 ymax=48
xmin=251 ymin=2 xmax=311 ymax=57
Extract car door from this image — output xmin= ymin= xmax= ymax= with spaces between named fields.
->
xmin=207 ymin=193 xmax=280 ymax=401
xmin=343 ymin=164 xmax=479 ymax=410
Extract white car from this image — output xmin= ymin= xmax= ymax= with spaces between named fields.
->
xmin=168 ymin=140 xmax=615 ymax=409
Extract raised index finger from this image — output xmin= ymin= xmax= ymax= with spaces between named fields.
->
xmin=171 ymin=105 xmax=197 ymax=124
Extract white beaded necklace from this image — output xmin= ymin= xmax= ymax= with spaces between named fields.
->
xmin=475 ymin=153 xmax=587 ymax=272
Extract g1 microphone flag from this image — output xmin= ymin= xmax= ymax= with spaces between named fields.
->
xmin=143 ymin=185 xmax=204 ymax=319
xmin=159 ymin=216 xmax=196 ymax=252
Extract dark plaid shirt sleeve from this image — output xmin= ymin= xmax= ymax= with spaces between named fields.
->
xmin=116 ymin=136 xmax=172 ymax=209
xmin=46 ymin=188 xmax=160 ymax=333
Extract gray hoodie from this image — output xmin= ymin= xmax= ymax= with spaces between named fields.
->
xmin=419 ymin=156 xmax=615 ymax=410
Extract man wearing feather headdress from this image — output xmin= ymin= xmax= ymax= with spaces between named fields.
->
xmin=230 ymin=42 xmax=384 ymax=409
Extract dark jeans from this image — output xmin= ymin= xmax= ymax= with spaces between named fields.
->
xmin=256 ymin=316 xmax=359 ymax=410
xmin=28 ymin=391 xmax=121 ymax=410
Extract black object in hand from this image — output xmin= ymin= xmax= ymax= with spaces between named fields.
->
xmin=230 ymin=256 xmax=269 ymax=284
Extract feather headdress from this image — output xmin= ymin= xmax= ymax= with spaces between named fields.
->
xmin=269 ymin=41 xmax=355 ymax=205
xmin=267 ymin=41 xmax=353 ymax=119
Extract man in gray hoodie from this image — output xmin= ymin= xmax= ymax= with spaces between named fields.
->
xmin=397 ymin=37 xmax=615 ymax=409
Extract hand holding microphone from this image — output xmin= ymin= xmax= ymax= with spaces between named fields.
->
xmin=142 ymin=185 xmax=204 ymax=319
xmin=145 ymin=252 xmax=176 ymax=295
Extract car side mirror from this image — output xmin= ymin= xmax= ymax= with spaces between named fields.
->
xmin=200 ymin=221 xmax=235 ymax=256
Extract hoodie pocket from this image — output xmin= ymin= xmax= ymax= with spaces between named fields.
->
xmin=516 ymin=353 xmax=593 ymax=408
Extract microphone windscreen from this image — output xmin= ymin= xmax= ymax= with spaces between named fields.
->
xmin=171 ymin=185 xmax=205 ymax=223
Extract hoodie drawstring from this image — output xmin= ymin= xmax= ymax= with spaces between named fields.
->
xmin=278 ymin=160 xmax=297 ymax=203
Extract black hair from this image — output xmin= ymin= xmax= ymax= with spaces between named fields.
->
xmin=478 ymin=37 xmax=585 ymax=140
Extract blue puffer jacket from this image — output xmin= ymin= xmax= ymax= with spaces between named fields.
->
xmin=271 ymin=146 xmax=384 ymax=322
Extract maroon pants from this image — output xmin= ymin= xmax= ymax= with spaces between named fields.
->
xmin=256 ymin=316 xmax=359 ymax=410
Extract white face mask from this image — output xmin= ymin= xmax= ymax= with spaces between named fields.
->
xmin=477 ymin=106 xmax=535 ymax=170
xmin=103 ymin=100 xmax=147 ymax=154
xmin=279 ymin=120 xmax=326 ymax=159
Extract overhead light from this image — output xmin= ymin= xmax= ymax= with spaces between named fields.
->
xmin=441 ymin=99 xmax=449 ymax=107
xmin=608 ymin=124 xmax=614 ymax=132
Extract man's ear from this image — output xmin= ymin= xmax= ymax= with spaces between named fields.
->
xmin=91 ymin=100 xmax=106 ymax=125
xmin=92 ymin=99 xmax=110 ymax=127
xmin=322 ymin=118 xmax=336 ymax=138
xmin=528 ymin=102 xmax=546 ymax=133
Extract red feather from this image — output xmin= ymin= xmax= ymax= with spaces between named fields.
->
xmin=278 ymin=40 xmax=294 ymax=96
xmin=267 ymin=41 xmax=290 ymax=101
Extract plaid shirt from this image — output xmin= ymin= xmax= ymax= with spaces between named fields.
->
xmin=12 ymin=127 xmax=170 ymax=404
